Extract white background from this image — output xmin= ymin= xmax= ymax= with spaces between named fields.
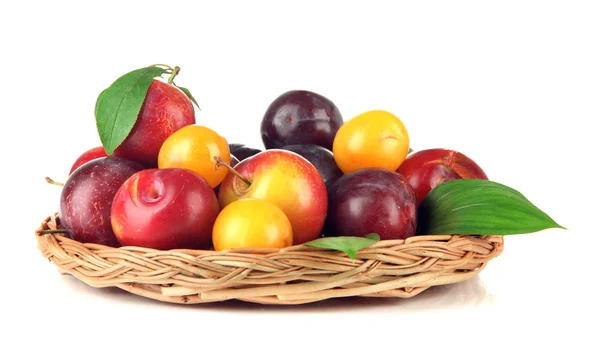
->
xmin=2 ymin=1 xmax=598 ymax=344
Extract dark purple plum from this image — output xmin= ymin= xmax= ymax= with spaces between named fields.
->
xmin=260 ymin=90 xmax=344 ymax=150
xmin=326 ymin=168 xmax=417 ymax=240
xmin=281 ymin=144 xmax=343 ymax=190
xmin=229 ymin=143 xmax=262 ymax=161
xmin=229 ymin=154 xmax=240 ymax=167
xmin=214 ymin=154 xmax=240 ymax=196
xmin=59 ymin=156 xmax=144 ymax=247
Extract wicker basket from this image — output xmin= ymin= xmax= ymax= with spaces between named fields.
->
xmin=35 ymin=213 xmax=504 ymax=305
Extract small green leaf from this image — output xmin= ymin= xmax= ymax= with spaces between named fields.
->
xmin=364 ymin=233 xmax=380 ymax=241
xmin=175 ymin=85 xmax=201 ymax=110
xmin=304 ymin=234 xmax=380 ymax=259
xmin=94 ymin=66 xmax=169 ymax=154
xmin=418 ymin=179 xmax=566 ymax=236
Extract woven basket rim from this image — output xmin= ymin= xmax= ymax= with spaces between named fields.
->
xmin=35 ymin=214 xmax=497 ymax=253
xmin=36 ymin=213 xmax=504 ymax=305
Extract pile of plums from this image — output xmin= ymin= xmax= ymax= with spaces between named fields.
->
xmin=58 ymin=83 xmax=488 ymax=250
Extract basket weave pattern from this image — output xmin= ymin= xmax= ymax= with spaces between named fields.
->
xmin=36 ymin=214 xmax=504 ymax=305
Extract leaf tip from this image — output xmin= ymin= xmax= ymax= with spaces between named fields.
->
xmin=103 ymin=146 xmax=115 ymax=155
xmin=365 ymin=233 xmax=381 ymax=241
xmin=555 ymin=223 xmax=568 ymax=230
xmin=93 ymin=88 xmax=112 ymax=155
xmin=345 ymin=250 xmax=357 ymax=260
xmin=175 ymin=85 xmax=201 ymax=110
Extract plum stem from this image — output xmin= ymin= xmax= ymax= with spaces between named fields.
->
xmin=37 ymin=229 xmax=68 ymax=235
xmin=215 ymin=156 xmax=251 ymax=187
xmin=45 ymin=176 xmax=64 ymax=186
xmin=167 ymin=66 xmax=181 ymax=84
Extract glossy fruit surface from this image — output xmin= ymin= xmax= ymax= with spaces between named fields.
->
xmin=212 ymin=198 xmax=293 ymax=251
xmin=281 ymin=144 xmax=343 ymax=190
xmin=69 ymin=146 xmax=108 ymax=174
xmin=112 ymin=79 xmax=195 ymax=167
xmin=396 ymin=149 xmax=488 ymax=206
xmin=333 ymin=110 xmax=410 ymax=174
xmin=111 ymin=168 xmax=220 ymax=250
xmin=326 ymin=168 xmax=417 ymax=240
xmin=229 ymin=143 xmax=262 ymax=161
xmin=218 ymin=149 xmax=328 ymax=245
xmin=228 ymin=154 xmax=240 ymax=167
xmin=59 ymin=156 xmax=144 ymax=247
xmin=157 ymin=125 xmax=230 ymax=188
xmin=260 ymin=90 xmax=344 ymax=150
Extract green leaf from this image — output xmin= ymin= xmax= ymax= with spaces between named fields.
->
xmin=364 ymin=233 xmax=380 ymax=241
xmin=417 ymin=179 xmax=566 ymax=236
xmin=304 ymin=234 xmax=380 ymax=260
xmin=94 ymin=66 xmax=169 ymax=154
xmin=175 ymin=85 xmax=201 ymax=110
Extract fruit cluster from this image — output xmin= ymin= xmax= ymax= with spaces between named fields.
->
xmin=56 ymin=65 xmax=490 ymax=252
